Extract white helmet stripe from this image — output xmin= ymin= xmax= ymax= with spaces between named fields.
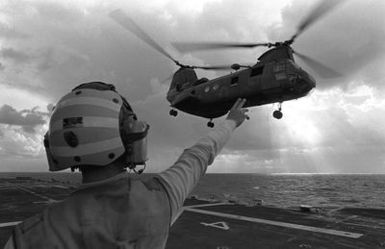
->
xmin=50 ymin=117 xmax=120 ymax=133
xmin=51 ymin=137 xmax=123 ymax=157
xmin=57 ymin=97 xmax=121 ymax=112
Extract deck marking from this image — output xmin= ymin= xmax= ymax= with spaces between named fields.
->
xmin=0 ymin=221 xmax=21 ymax=228
xmin=186 ymin=202 xmax=232 ymax=208
xmin=343 ymin=221 xmax=385 ymax=231
xmin=171 ymin=203 xmax=231 ymax=226
xmin=16 ymin=186 xmax=59 ymax=203
xmin=185 ymin=208 xmax=363 ymax=239
xmin=200 ymin=221 xmax=230 ymax=230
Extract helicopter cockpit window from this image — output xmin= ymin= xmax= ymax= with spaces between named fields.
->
xmin=250 ymin=66 xmax=264 ymax=77
xmin=230 ymin=76 xmax=239 ymax=86
xmin=273 ymin=62 xmax=286 ymax=72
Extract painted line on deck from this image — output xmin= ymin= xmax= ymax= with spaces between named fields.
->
xmin=185 ymin=208 xmax=363 ymax=239
xmin=186 ymin=202 xmax=233 ymax=209
xmin=172 ymin=203 xmax=232 ymax=226
xmin=15 ymin=186 xmax=59 ymax=203
xmin=0 ymin=221 xmax=21 ymax=228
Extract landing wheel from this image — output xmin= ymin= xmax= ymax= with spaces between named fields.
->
xmin=273 ymin=102 xmax=283 ymax=119
xmin=169 ymin=109 xmax=178 ymax=117
xmin=273 ymin=110 xmax=283 ymax=119
xmin=207 ymin=120 xmax=214 ymax=128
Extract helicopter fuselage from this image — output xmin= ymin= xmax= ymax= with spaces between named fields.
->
xmin=111 ymin=6 xmax=343 ymax=123
xmin=167 ymin=56 xmax=316 ymax=119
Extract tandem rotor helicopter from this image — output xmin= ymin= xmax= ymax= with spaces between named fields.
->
xmin=110 ymin=0 xmax=344 ymax=127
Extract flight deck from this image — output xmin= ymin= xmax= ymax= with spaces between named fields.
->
xmin=1 ymin=177 xmax=385 ymax=248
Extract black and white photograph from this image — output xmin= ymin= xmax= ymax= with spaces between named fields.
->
xmin=0 ymin=0 xmax=385 ymax=248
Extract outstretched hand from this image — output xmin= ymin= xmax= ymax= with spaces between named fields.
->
xmin=226 ymin=98 xmax=249 ymax=127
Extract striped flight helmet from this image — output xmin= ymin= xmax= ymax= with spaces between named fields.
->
xmin=44 ymin=82 xmax=149 ymax=171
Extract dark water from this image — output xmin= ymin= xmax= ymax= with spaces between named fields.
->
xmin=1 ymin=172 xmax=385 ymax=209
xmin=193 ymin=174 xmax=385 ymax=209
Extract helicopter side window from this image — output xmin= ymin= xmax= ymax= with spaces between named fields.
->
xmin=230 ymin=76 xmax=239 ymax=86
xmin=250 ymin=66 xmax=264 ymax=77
xmin=273 ymin=63 xmax=286 ymax=72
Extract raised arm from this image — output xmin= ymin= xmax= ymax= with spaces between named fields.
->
xmin=156 ymin=99 xmax=249 ymax=223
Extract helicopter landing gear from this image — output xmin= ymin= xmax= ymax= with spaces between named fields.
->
xmin=273 ymin=110 xmax=283 ymax=119
xmin=207 ymin=120 xmax=214 ymax=128
xmin=273 ymin=103 xmax=283 ymax=119
xmin=169 ymin=109 xmax=178 ymax=117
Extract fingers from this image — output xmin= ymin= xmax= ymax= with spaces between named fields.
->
xmin=227 ymin=98 xmax=250 ymax=126
xmin=230 ymin=98 xmax=241 ymax=110
xmin=231 ymin=98 xmax=247 ymax=110
xmin=239 ymin=98 xmax=247 ymax=109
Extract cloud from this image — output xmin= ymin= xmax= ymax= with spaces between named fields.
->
xmin=0 ymin=48 xmax=31 ymax=63
xmin=0 ymin=105 xmax=48 ymax=133
xmin=0 ymin=22 xmax=29 ymax=40
xmin=271 ymin=0 xmax=385 ymax=89
xmin=0 ymin=0 xmax=384 ymax=173
xmin=0 ymin=125 xmax=46 ymax=159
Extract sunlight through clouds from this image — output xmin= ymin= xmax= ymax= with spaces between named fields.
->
xmin=0 ymin=86 xmax=50 ymax=110
xmin=283 ymin=107 xmax=322 ymax=145
xmin=218 ymin=80 xmax=385 ymax=173
xmin=0 ymin=125 xmax=46 ymax=157
xmin=0 ymin=0 xmax=384 ymax=172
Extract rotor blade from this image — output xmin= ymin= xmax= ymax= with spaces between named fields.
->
xmin=172 ymin=42 xmax=270 ymax=53
xmin=160 ymin=73 xmax=174 ymax=85
xmin=294 ymin=50 xmax=342 ymax=78
xmin=193 ymin=65 xmax=233 ymax=70
xmin=290 ymin=0 xmax=346 ymax=42
xmin=109 ymin=9 xmax=179 ymax=64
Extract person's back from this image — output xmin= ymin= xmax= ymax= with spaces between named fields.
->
xmin=4 ymin=82 xmax=248 ymax=249
xmin=13 ymin=174 xmax=170 ymax=249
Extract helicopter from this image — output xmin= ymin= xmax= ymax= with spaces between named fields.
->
xmin=110 ymin=0 xmax=343 ymax=127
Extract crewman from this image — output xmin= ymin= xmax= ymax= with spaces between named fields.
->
xmin=3 ymin=81 xmax=248 ymax=249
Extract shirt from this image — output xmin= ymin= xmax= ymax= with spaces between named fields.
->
xmin=4 ymin=119 xmax=236 ymax=249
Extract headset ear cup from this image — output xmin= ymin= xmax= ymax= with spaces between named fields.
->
xmin=119 ymin=115 xmax=149 ymax=169
xmin=120 ymin=113 xmax=133 ymax=150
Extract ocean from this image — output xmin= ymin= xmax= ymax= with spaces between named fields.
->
xmin=1 ymin=172 xmax=385 ymax=209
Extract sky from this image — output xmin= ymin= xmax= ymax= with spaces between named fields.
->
xmin=0 ymin=0 xmax=384 ymax=173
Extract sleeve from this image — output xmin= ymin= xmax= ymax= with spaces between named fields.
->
xmin=156 ymin=119 xmax=237 ymax=223
xmin=3 ymin=236 xmax=15 ymax=249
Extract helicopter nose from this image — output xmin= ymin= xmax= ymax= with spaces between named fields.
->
xmin=307 ymin=73 xmax=316 ymax=88
xmin=295 ymin=75 xmax=315 ymax=94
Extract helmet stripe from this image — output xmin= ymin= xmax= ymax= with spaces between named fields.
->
xmin=50 ymin=117 xmax=120 ymax=133
xmin=57 ymin=97 xmax=121 ymax=112
xmin=51 ymin=137 xmax=123 ymax=157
